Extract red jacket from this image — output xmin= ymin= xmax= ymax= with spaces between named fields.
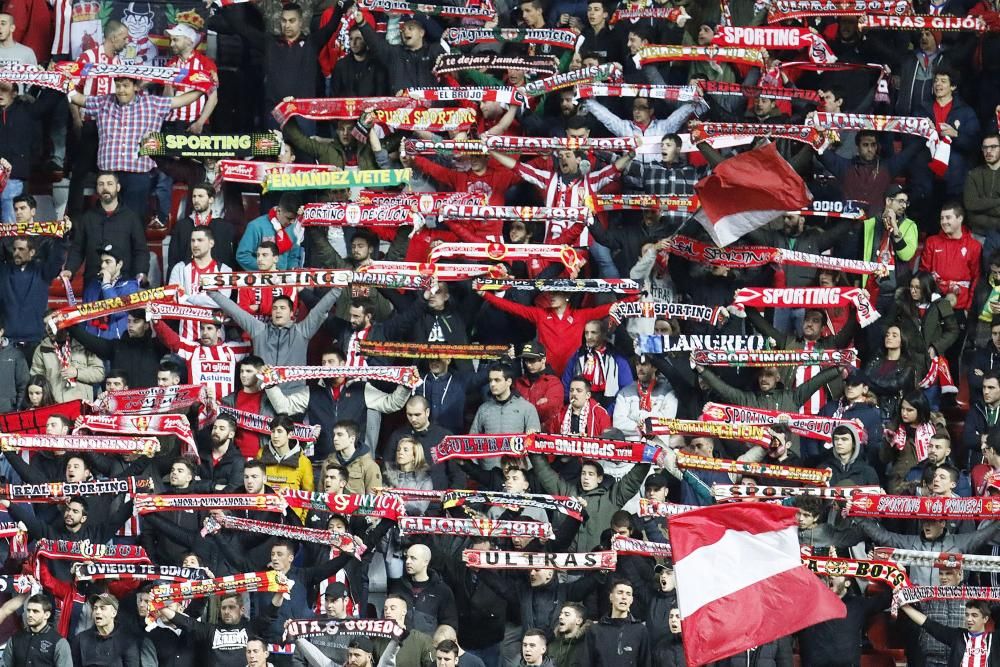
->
xmin=9 ymin=0 xmax=52 ymax=64
xmin=557 ymin=398 xmax=611 ymax=436
xmin=919 ymin=228 xmax=982 ymax=310
xmin=514 ymin=371 xmax=564 ymax=434
xmin=412 ymin=156 xmax=521 ymax=206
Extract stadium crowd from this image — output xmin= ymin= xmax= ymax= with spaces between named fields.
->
xmin=5 ymin=0 xmax=1000 ymax=664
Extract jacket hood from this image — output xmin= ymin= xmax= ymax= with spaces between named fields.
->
xmin=336 ymin=442 xmax=373 ymax=467
xmin=555 ymin=621 xmax=590 ymax=641
xmin=260 ymin=443 xmax=303 ymax=468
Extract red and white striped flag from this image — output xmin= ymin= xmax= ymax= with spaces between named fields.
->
xmin=668 ymin=503 xmax=846 ymax=665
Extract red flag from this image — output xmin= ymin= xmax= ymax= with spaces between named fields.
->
xmin=668 ymin=503 xmax=846 ymax=665
xmin=694 ymin=142 xmax=812 ymax=247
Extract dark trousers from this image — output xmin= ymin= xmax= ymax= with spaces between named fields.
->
xmin=68 ymin=120 xmax=99 ymax=216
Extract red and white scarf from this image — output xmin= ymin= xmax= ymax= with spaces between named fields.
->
xmin=767 ymin=0 xmax=911 ymax=21
xmin=271 ymin=96 xmax=422 ymax=126
xmin=576 ymin=83 xmax=702 ymax=103
xmin=713 ymin=484 xmax=882 ymax=501
xmin=401 ymin=87 xmax=528 ymax=106
xmin=890 ymin=421 xmax=937 ymax=461
xmin=691 ymin=122 xmax=832 ymax=152
xmin=258 ymin=365 xmax=420 ymax=389
xmin=519 ymin=63 xmax=622 ymax=98
xmin=439 ymin=204 xmax=592 ymax=223
xmin=712 ymin=26 xmax=837 ymax=63
xmin=134 ymin=493 xmax=284 ymax=514
xmin=700 ymin=402 xmax=864 ymax=444
xmin=587 ymin=194 xmax=700 ymax=212
xmin=92 ymin=384 xmax=204 ymax=415
xmin=432 ymin=54 xmax=560 ymax=77
xmin=441 ymin=27 xmax=581 ymax=51
xmin=732 ymin=287 xmax=880 ymax=327
xmin=74 ymin=414 xmax=197 ymax=460
xmin=674 ymin=451 xmax=832 ymax=485
xmin=281 ymin=489 xmax=406 ymax=520
xmin=48 ymin=286 xmax=182 ymax=332
xmin=807 ymin=112 xmax=950 ymax=175
xmin=636 ymin=45 xmax=766 ymax=67
xmin=847 ymin=493 xmax=1000 ymax=519
xmin=463 ymin=549 xmax=617 ymax=570
xmin=399 ymin=516 xmax=554 ymax=540
xmin=427 ymin=242 xmax=583 ymax=270
xmin=0 ymin=433 xmax=159 ymax=456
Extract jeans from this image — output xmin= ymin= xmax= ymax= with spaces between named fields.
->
xmin=773 ymin=307 xmax=805 ymax=338
xmin=589 ymin=241 xmax=620 ymax=278
xmin=116 ymin=171 xmax=152 ymax=220
xmin=0 ymin=178 xmax=24 ymax=222
xmin=151 ymin=169 xmax=173 ymax=221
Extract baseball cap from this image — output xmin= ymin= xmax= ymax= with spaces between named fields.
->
xmin=654 ymin=563 xmax=674 ymax=575
xmin=100 ymin=244 xmax=122 ymax=263
xmin=348 ymin=637 xmax=375 ymax=655
xmin=519 ymin=340 xmax=546 ymax=359
xmin=884 ymin=183 xmax=906 ymax=199
xmin=90 ymin=593 xmax=119 ymax=610
xmin=323 ymin=582 xmax=349 ymax=600
xmin=166 ymin=23 xmax=201 ymax=44
xmin=845 ymin=369 xmax=870 ymax=386
xmin=644 ymin=473 xmax=669 ymax=490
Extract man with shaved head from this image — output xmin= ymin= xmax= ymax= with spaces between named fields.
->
xmin=388 ymin=544 xmax=459 ymax=635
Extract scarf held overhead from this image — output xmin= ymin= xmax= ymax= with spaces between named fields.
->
xmin=674 ymin=450 xmax=832 ymax=485
xmin=134 ymin=494 xmax=284 ymax=514
xmin=442 ymin=489 xmax=584 ymax=521
xmin=258 ymin=365 xmax=421 ymax=389
xmin=701 ymin=402 xmax=865 ymax=443
xmin=280 ymin=489 xmax=405 ymax=520
xmin=358 ymin=340 xmax=509 ymax=360
xmin=399 ymin=516 xmax=555 ymax=540
xmin=0 ymin=433 xmax=159 ymax=456
xmin=283 ymin=618 xmax=405 ymax=642
xmin=733 ymin=287 xmax=880 ymax=327
xmin=691 ymin=348 xmax=856 ymax=367
xmin=463 ymin=550 xmax=617 ymax=570
xmin=199 ymin=269 xmax=430 ymax=292
xmin=48 ymin=286 xmax=181 ymax=332
xmin=262 ymin=168 xmax=412 ymax=193
xmin=847 ymin=494 xmax=1000 ymax=519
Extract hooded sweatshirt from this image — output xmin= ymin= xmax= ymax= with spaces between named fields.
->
xmin=820 ymin=427 xmax=880 ymax=486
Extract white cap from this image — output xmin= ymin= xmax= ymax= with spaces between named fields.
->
xmin=166 ymin=23 xmax=200 ymax=45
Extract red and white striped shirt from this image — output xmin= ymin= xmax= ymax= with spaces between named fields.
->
xmin=514 ymin=161 xmax=621 ymax=245
xmin=76 ymin=45 xmax=121 ymax=97
xmin=165 ymin=51 xmax=218 ymax=124
xmin=167 ymin=259 xmax=232 ymax=341
xmin=963 ymin=632 xmax=991 ymax=667
xmin=797 ymin=341 xmax=826 ymax=415
xmin=174 ymin=341 xmax=251 ymax=401
xmin=346 ymin=327 xmax=370 ymax=368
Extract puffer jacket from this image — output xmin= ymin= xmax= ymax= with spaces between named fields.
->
xmin=581 ymin=615 xmax=651 ymax=667
xmin=549 ymin=624 xmax=588 ymax=667
xmin=258 ymin=443 xmax=314 ymax=520
xmin=530 ymin=454 xmax=649 ymax=552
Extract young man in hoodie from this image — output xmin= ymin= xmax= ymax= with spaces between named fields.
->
xmin=821 ymin=424 xmax=880 ymax=487
xmin=548 ymin=603 xmax=587 ymax=667
xmin=258 ymin=415 xmax=313 ymax=518
xmin=581 ymin=579 xmax=651 ymax=667
xmin=332 ymin=419 xmax=381 ymax=495
xmin=514 ymin=341 xmax=564 ymax=435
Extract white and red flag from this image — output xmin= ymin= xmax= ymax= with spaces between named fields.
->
xmin=668 ymin=503 xmax=846 ymax=665
xmin=694 ymin=142 xmax=812 ymax=247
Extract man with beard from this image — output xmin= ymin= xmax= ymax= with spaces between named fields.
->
xmin=581 ymin=580 xmax=650 ymax=667
xmin=236 ymin=193 xmax=303 ymax=271
xmin=548 ymin=603 xmax=587 ymax=667
xmin=377 ymin=595 xmax=434 ymax=666
xmin=622 ymin=134 xmax=703 ymax=227
xmin=385 ymin=396 xmax=460 ymax=489
xmin=2 ymin=594 xmax=71 ymax=667
xmin=153 ymin=317 xmax=251 ymax=403
xmin=514 ymin=341 xmax=564 ymax=435
xmin=614 ymin=355 xmax=677 ymax=441
xmin=167 ymin=183 xmax=235 ymax=278
xmin=235 ymin=242 xmax=298 ymax=325
xmin=159 ymin=592 xmax=281 ymax=667
xmin=967 ymin=133 xmax=1000 ymax=235
xmin=310 ymin=228 xmax=393 ymax=321
xmin=352 ymin=9 xmax=443 ymax=92
xmin=61 ymin=173 xmax=149 ymax=285
xmin=330 ymin=26 xmax=387 ymax=96
xmin=196 ymin=414 xmax=245 ymax=492
xmin=290 ymin=583 xmax=352 ymax=666
xmin=0 ymin=225 xmax=69 ymax=361
xmin=163 ymin=22 xmax=218 ymax=134
xmin=69 ymin=310 xmax=167 ymax=388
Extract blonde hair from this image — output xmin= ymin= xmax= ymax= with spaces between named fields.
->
xmin=396 ymin=437 xmax=428 ymax=473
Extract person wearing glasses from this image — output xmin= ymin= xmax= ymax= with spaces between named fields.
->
xmin=860 ymin=184 xmax=920 ymax=310
xmin=965 ymin=133 xmax=1000 ymax=237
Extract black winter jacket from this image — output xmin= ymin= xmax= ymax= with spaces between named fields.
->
xmin=797 ymin=592 xmax=890 ymax=667
xmin=581 ymin=615 xmax=652 ymax=667
xmin=69 ymin=327 xmax=167 ymax=388
xmin=387 ymin=569 xmax=459 ymax=636
xmin=66 ymin=204 xmax=149 ymax=283
xmin=358 ymin=23 xmax=443 ymax=94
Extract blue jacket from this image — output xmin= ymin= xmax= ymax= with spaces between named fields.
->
xmin=416 ymin=371 xmax=467 ymax=434
xmin=911 ymin=96 xmax=981 ymax=196
xmin=0 ymin=240 xmax=66 ymax=344
xmin=81 ymin=277 xmax=139 ymax=339
xmin=235 ymin=215 xmax=302 ymax=270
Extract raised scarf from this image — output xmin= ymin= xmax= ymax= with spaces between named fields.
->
xmin=518 ymin=63 xmax=622 ymax=98
xmin=0 ymin=220 xmax=70 ymax=238
xmin=442 ymin=489 xmax=585 ymax=521
xmin=399 ymin=516 xmax=555 ymax=540
xmin=690 ymin=347 xmax=856 ymax=367
xmin=0 ymin=477 xmax=151 ymax=502
xmin=0 ymin=64 xmax=70 ymax=91
xmin=803 ymin=555 xmax=910 ymax=590
xmin=216 ymin=160 xmax=347 ymax=186
xmin=473 ymin=277 xmax=640 ymax=294
xmin=638 ymin=498 xmax=700 ymax=517
xmin=700 ymin=80 xmax=821 ymax=103
xmin=612 ymin=535 xmax=672 ymax=558
xmin=711 ymin=484 xmax=882 ymax=501
xmin=258 ymin=365 xmax=420 ymax=389
xmin=364 ymin=260 xmax=503 ymax=281
xmin=890 ymin=421 xmax=937 ymax=461
xmin=637 ymin=334 xmax=769 ymax=354
xmin=732 ymin=287 xmax=880 ymax=327
xmin=203 ymin=514 xmax=359 ymax=553
xmin=608 ymin=301 xmax=725 ymax=326
xmin=358 ymin=340 xmax=509 ymax=360
xmin=139 ymin=132 xmax=281 ymax=159
xmin=217 ymin=405 xmax=320 ymax=443
xmin=0 ymin=575 xmax=38 ymax=595
xmin=402 ymin=138 xmax=487 ymax=155
xmin=359 ymin=0 xmax=495 ymax=18
xmin=54 ymin=61 xmax=216 ymax=92
xmin=74 ymin=414 xmax=196 ymax=460
xmin=0 ymin=433 xmax=160 ymax=456
xmin=358 ymin=190 xmax=487 ymax=214
xmin=401 ymin=87 xmax=528 ymax=106
xmin=441 ymin=27 xmax=581 ymax=51
xmin=148 ymin=571 xmax=291 ymax=626
xmin=712 ymin=26 xmax=837 ymax=64
xmin=134 ymin=493 xmax=284 ymax=514
xmin=92 ymin=384 xmax=204 ymax=415
xmin=575 ymin=83 xmax=702 ymax=103
xmin=262 ymin=168 xmax=412 ymax=193
xmin=611 ymin=5 xmax=687 ymax=22
xmin=642 ymin=417 xmax=771 ymax=446
xmin=48 ymin=285 xmax=181 ymax=332
xmin=439 ymin=203 xmax=592 ymax=222
xmin=280 ymin=489 xmax=405 ymax=520
xmin=674 ymin=450 xmax=832 ymax=485
xmin=700 ymin=402 xmax=865 ymax=444
xmin=874 ymin=548 xmax=1000 ymax=573
xmin=200 ymin=268 xmax=429 ymax=292
xmin=691 ymin=122 xmax=832 ymax=152
xmin=635 ymin=45 xmax=766 ymax=68
xmin=433 ymin=53 xmax=561 ymax=77
xmin=271 ymin=96 xmax=421 ymax=126
xmin=431 ymin=434 xmax=529 ymax=462
xmin=807 ymin=112 xmax=949 ymax=175
xmin=847 ymin=493 xmax=1000 ymax=519
xmin=860 ymin=14 xmax=987 ymax=30
xmin=484 ymin=134 xmax=638 ymax=154
xmin=892 ymin=586 xmax=1000 ymax=617
xmin=284 ymin=618 xmax=405 ymax=642
xmin=147 ymin=302 xmax=226 ymax=324
xmin=74 ymin=563 xmax=210 ymax=583
xmin=299 ymin=202 xmax=425 ymax=234
xmin=432 ymin=432 xmax=665 ymax=464
xmin=586 ymin=193 xmax=700 ymax=212
xmin=767 ymin=0 xmax=911 ymax=21
xmin=428 ymin=242 xmax=582 ymax=271
xmin=463 ymin=549 xmax=617 ymax=570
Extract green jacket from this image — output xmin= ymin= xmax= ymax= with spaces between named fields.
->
xmin=375 ymin=631 xmax=434 ymax=667
xmin=700 ymin=365 xmax=841 ymax=416
xmin=306 ymin=226 xmax=394 ymax=321
xmin=282 ymin=118 xmax=377 ymax=171
xmin=963 ymin=164 xmax=1000 ymax=235
xmin=861 ymin=215 xmax=918 ymax=288
xmin=548 ymin=625 xmax=588 ymax=667
xmin=530 ymin=454 xmax=650 ymax=552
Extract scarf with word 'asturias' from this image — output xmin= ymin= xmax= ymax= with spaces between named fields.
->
xmin=217 ymin=405 xmax=319 ymax=443
xmin=0 ymin=220 xmax=70 ymax=238
xmin=612 ymin=535 xmax=672 ymax=558
xmin=258 ymin=365 xmax=420 ymax=389
xmin=481 ymin=134 xmax=638 ymax=154
xmin=575 ymin=83 xmax=702 ymax=103
xmin=74 ymin=414 xmax=196 ymax=460
xmin=874 ymin=548 xmax=1000 ymax=573
xmin=439 ymin=204 xmax=592 ymax=222
xmin=700 ymin=402 xmax=865 ymax=444
xmin=0 ymin=477 xmax=151 ymax=503
xmin=428 ymin=242 xmax=582 ymax=270
xmin=663 ymin=235 xmax=886 ymax=276
xmin=271 ymin=97 xmax=421 ymax=126
xmin=519 ymin=63 xmax=622 ymax=98
xmin=359 ymin=340 xmax=509 ymax=360
xmin=586 ymin=193 xmax=700 ymax=212
xmin=847 ymin=494 xmax=1000 ymax=520
xmin=48 ymin=285 xmax=181 ymax=332
xmin=463 ymin=549 xmax=617 ymax=570
xmin=691 ymin=348 xmax=856 ymax=368
xmin=804 ymin=555 xmax=910 ymax=592
xmin=690 ymin=122 xmax=832 ymax=152
xmin=74 ymin=563 xmax=210 ymax=583
xmin=284 ymin=618 xmax=405 ymax=642
xmin=202 ymin=515 xmax=361 ymax=554
xmin=732 ymin=287 xmax=880 ymax=327
xmin=859 ymin=14 xmax=986 ymax=31
xmin=711 ymin=26 xmax=837 ymax=64
xmin=433 ymin=53 xmax=560 ymax=77
xmin=635 ymin=45 xmax=766 ymax=68
xmin=642 ymin=417 xmax=771 ymax=446
xmin=262 ymin=168 xmax=412 ymax=193
xmin=639 ymin=498 xmax=700 ymax=517
xmin=767 ymin=0 xmax=910 ymax=21
xmin=700 ymin=80 xmax=821 ymax=103
xmin=54 ymin=61 xmax=216 ymax=92
xmin=712 ymin=484 xmax=882 ymax=502
xmin=0 ymin=64 xmax=70 ymax=91
xmin=93 ymin=384 xmax=204 ymax=415
xmin=473 ymin=278 xmax=640 ymax=294
xmin=892 ymin=586 xmax=1000 ymax=617
xmin=0 ymin=433 xmax=159 ymax=456
xmin=807 ymin=112 xmax=949 ymax=175
xmin=148 ymin=571 xmax=290 ymax=626
xmin=442 ymin=27 xmax=580 ymax=50
xmin=674 ymin=451 xmax=832 ymax=485
xmin=401 ymin=87 xmax=528 ymax=106
xmin=608 ymin=301 xmax=725 ymax=326
xmin=400 ymin=516 xmax=555 ymax=540
xmin=134 ymin=493 xmax=284 ymax=514
xmin=442 ymin=489 xmax=584 ymax=521
xmin=359 ymin=0 xmax=494 ymax=18
xmin=281 ymin=489 xmax=405 ymax=520
xmin=199 ymin=269 xmax=429 ymax=292
xmin=146 ymin=302 xmax=226 ymax=324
